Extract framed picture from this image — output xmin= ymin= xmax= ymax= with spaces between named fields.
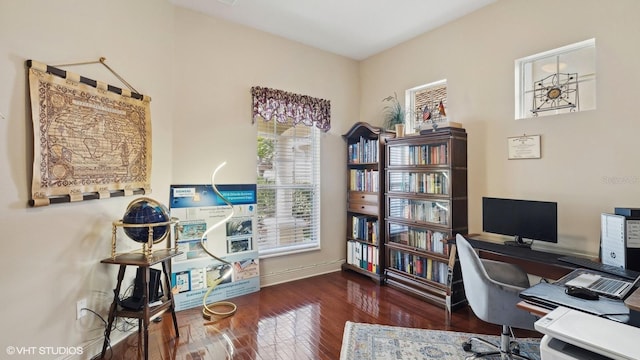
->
xmin=508 ymin=135 xmax=541 ymax=159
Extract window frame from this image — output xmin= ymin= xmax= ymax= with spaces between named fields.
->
xmin=255 ymin=120 xmax=321 ymax=258
xmin=405 ymin=79 xmax=448 ymax=134
xmin=515 ymin=38 xmax=596 ymax=120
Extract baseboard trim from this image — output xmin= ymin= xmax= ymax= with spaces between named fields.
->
xmin=260 ymin=259 xmax=343 ymax=287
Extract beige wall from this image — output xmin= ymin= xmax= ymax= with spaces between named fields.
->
xmin=2 ymin=0 xmax=640 ymax=357
xmin=170 ymin=7 xmax=359 ymax=285
xmin=361 ymin=0 xmax=640 ymax=256
xmin=0 ymin=1 xmax=357 ymax=357
xmin=0 ymin=0 xmax=176 ymax=356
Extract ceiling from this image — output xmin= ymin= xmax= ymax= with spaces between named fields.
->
xmin=170 ymin=0 xmax=496 ymax=60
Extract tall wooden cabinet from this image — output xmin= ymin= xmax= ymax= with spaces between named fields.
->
xmin=342 ymin=122 xmax=390 ymax=283
xmin=384 ymin=128 xmax=468 ymax=310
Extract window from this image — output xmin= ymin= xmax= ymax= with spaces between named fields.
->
xmin=515 ymin=39 xmax=596 ymax=119
xmin=405 ymin=79 xmax=448 ymax=134
xmin=256 ymin=119 xmax=321 ymax=257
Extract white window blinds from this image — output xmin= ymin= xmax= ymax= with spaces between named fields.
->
xmin=256 ymin=119 xmax=321 ymax=256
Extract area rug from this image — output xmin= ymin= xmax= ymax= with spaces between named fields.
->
xmin=339 ymin=321 xmax=541 ymax=360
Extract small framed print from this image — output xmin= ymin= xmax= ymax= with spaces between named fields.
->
xmin=508 ymin=135 xmax=541 ymax=159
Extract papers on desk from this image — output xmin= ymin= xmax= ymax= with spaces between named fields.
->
xmin=628 ymin=219 xmax=640 ymax=248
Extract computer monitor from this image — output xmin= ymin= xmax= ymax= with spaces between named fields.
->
xmin=482 ymin=197 xmax=558 ymax=247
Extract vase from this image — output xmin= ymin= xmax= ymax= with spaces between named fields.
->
xmin=395 ymin=124 xmax=405 ymax=137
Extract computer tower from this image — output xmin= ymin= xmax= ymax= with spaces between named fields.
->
xmin=120 ymin=267 xmax=163 ymax=310
xmin=601 ymin=213 xmax=640 ymax=272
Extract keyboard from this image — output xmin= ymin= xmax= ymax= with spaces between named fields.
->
xmin=558 ymin=255 xmax=640 ymax=280
xmin=590 ymin=277 xmax=630 ymax=297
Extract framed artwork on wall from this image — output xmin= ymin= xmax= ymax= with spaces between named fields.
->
xmin=508 ymin=135 xmax=541 ymax=159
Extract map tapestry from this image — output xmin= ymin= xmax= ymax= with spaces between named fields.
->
xmin=27 ymin=60 xmax=152 ymax=207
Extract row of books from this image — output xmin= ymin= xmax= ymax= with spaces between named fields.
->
xmin=389 ymin=143 xmax=448 ymax=165
xmin=348 ymin=136 xmax=379 ymax=164
xmin=388 ymin=200 xmax=449 ymax=225
xmin=389 ymin=249 xmax=449 ymax=285
xmin=388 ymin=227 xmax=449 ymax=256
xmin=351 ymin=215 xmax=379 ymax=244
xmin=347 ymin=240 xmax=380 ymax=274
xmin=389 ymin=172 xmax=448 ymax=194
xmin=349 ymin=169 xmax=380 ymax=192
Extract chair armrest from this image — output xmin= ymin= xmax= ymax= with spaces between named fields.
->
xmin=481 ymin=259 xmax=530 ymax=288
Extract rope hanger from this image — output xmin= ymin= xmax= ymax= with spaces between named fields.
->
xmin=53 ymin=57 xmax=139 ymax=94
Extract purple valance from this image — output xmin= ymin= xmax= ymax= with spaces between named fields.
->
xmin=251 ymin=86 xmax=331 ymax=132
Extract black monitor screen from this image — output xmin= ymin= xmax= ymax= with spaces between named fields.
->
xmin=482 ymin=197 xmax=558 ymax=243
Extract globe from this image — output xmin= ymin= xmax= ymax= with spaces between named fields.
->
xmin=122 ymin=197 xmax=170 ymax=243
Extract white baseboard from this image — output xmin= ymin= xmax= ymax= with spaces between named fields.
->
xmin=260 ymin=259 xmax=343 ymax=287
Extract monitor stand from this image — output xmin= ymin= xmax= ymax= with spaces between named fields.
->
xmin=504 ymin=236 xmax=532 ymax=248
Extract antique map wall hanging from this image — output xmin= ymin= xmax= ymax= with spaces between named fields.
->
xmin=27 ymin=60 xmax=152 ymax=207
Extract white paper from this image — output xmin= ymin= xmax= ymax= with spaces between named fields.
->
xmin=626 ymin=220 xmax=640 ymax=248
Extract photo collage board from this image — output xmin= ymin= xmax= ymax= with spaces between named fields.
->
xmin=169 ymin=184 xmax=260 ymax=311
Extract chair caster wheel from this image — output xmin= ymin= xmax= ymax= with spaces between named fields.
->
xmin=509 ymin=342 xmax=521 ymax=355
xmin=462 ymin=341 xmax=472 ymax=352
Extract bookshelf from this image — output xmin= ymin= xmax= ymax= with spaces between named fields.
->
xmin=384 ymin=128 xmax=468 ymax=310
xmin=343 ymin=122 xmax=391 ymax=283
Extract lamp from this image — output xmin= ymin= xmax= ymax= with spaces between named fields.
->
xmin=198 ymin=162 xmax=238 ymax=322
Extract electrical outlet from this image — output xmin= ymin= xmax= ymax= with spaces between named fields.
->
xmin=76 ymin=298 xmax=87 ymax=320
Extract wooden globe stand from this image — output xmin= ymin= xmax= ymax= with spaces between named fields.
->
xmin=101 ymin=217 xmax=183 ymax=360
xmin=110 ymin=217 xmax=180 ymax=260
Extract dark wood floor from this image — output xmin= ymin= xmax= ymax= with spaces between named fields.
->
xmin=104 ymin=270 xmax=540 ymax=359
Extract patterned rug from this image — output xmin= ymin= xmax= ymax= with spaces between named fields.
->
xmin=339 ymin=321 xmax=541 ymax=360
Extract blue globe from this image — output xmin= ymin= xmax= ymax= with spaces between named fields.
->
xmin=122 ymin=197 xmax=170 ymax=243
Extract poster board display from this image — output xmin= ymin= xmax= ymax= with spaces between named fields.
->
xmin=169 ymin=184 xmax=260 ymax=311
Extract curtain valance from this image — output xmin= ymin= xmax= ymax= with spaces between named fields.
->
xmin=251 ymin=86 xmax=330 ymax=132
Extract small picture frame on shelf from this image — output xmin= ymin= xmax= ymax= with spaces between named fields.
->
xmin=508 ymin=134 xmax=541 ymax=159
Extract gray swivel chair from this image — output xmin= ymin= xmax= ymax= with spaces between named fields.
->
xmin=455 ymin=234 xmax=539 ymax=359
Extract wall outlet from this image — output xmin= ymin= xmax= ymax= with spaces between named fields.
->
xmin=76 ymin=298 xmax=87 ymax=320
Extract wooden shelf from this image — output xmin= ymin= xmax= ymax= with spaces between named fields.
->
xmin=343 ymin=122 xmax=392 ymax=283
xmin=341 ymin=263 xmax=383 ymax=282
xmin=384 ymin=128 xmax=468 ymax=311
xmin=100 ymin=249 xmax=182 ymax=266
xmin=99 ymin=250 xmax=183 ymax=360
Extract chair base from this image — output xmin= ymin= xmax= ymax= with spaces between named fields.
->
xmin=462 ymin=326 xmax=534 ymax=360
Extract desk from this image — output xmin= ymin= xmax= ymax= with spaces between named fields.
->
xmin=625 ymin=286 xmax=640 ymax=312
xmin=100 ymin=249 xmax=182 ymax=360
xmin=520 ymin=286 xmax=640 ymax=320
xmin=467 ymin=236 xmax=576 ymax=280
xmin=519 ymin=267 xmax=640 ymax=326
xmin=517 ymin=300 xmax=550 ymax=318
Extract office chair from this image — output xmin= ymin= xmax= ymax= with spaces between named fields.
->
xmin=455 ymin=234 xmax=539 ymax=359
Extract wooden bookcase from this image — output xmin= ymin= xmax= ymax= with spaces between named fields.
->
xmin=342 ymin=122 xmax=391 ymax=283
xmin=384 ymin=128 xmax=468 ymax=310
